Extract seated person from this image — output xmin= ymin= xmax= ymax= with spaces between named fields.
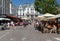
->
xmin=50 ymin=24 xmax=57 ymax=33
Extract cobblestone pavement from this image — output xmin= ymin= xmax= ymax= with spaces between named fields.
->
xmin=0 ymin=23 xmax=60 ymax=41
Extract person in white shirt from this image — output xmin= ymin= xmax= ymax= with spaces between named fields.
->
xmin=7 ymin=22 xmax=10 ymax=28
xmin=50 ymin=24 xmax=57 ymax=33
xmin=10 ymin=21 xmax=15 ymax=30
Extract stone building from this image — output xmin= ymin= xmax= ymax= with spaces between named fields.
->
xmin=18 ymin=4 xmax=39 ymax=20
xmin=0 ymin=0 xmax=10 ymax=17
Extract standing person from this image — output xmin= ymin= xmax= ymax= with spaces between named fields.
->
xmin=40 ymin=21 xmax=44 ymax=33
xmin=23 ymin=21 xmax=26 ymax=27
xmin=23 ymin=20 xmax=27 ymax=27
xmin=50 ymin=24 xmax=57 ymax=33
xmin=7 ymin=22 xmax=10 ymax=29
xmin=34 ymin=21 xmax=39 ymax=30
xmin=2 ymin=23 xmax=6 ymax=30
xmin=10 ymin=21 xmax=15 ymax=30
xmin=28 ymin=20 xmax=31 ymax=25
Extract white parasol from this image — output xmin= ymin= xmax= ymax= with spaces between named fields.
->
xmin=35 ymin=16 xmax=46 ymax=20
xmin=42 ymin=13 xmax=55 ymax=17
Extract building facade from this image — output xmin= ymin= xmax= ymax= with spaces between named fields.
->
xmin=10 ymin=2 xmax=18 ymax=17
xmin=18 ymin=4 xmax=39 ymax=19
xmin=0 ymin=0 xmax=10 ymax=17
xmin=18 ymin=5 xmax=24 ymax=18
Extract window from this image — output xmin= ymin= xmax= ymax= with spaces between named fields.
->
xmin=31 ymin=11 xmax=34 ymax=13
xmin=31 ymin=8 xmax=33 ymax=10
xmin=27 ymin=8 xmax=29 ymax=10
xmin=35 ymin=15 xmax=38 ymax=17
xmin=27 ymin=11 xmax=29 ymax=13
xmin=31 ymin=15 xmax=33 ymax=18
xmin=27 ymin=15 xmax=29 ymax=17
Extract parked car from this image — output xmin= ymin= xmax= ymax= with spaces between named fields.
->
xmin=16 ymin=22 xmax=23 ymax=26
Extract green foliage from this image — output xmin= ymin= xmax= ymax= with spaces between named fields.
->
xmin=34 ymin=0 xmax=59 ymax=15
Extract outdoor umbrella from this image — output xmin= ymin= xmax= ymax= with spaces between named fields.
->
xmin=46 ymin=14 xmax=60 ymax=19
xmin=42 ymin=13 xmax=55 ymax=17
xmin=52 ymin=14 xmax=60 ymax=18
xmin=35 ymin=16 xmax=46 ymax=20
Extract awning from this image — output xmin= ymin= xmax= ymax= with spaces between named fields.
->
xmin=6 ymin=14 xmax=21 ymax=20
xmin=0 ymin=18 xmax=10 ymax=20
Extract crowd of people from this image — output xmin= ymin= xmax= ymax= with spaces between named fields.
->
xmin=0 ymin=21 xmax=15 ymax=30
xmin=34 ymin=20 xmax=57 ymax=33
xmin=0 ymin=19 xmax=57 ymax=33
xmin=0 ymin=20 xmax=32 ymax=30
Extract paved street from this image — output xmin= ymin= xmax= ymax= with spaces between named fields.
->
xmin=0 ymin=24 xmax=60 ymax=41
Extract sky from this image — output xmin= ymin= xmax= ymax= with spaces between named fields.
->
xmin=57 ymin=0 xmax=60 ymax=4
xmin=11 ymin=0 xmax=60 ymax=6
xmin=11 ymin=0 xmax=35 ymax=6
